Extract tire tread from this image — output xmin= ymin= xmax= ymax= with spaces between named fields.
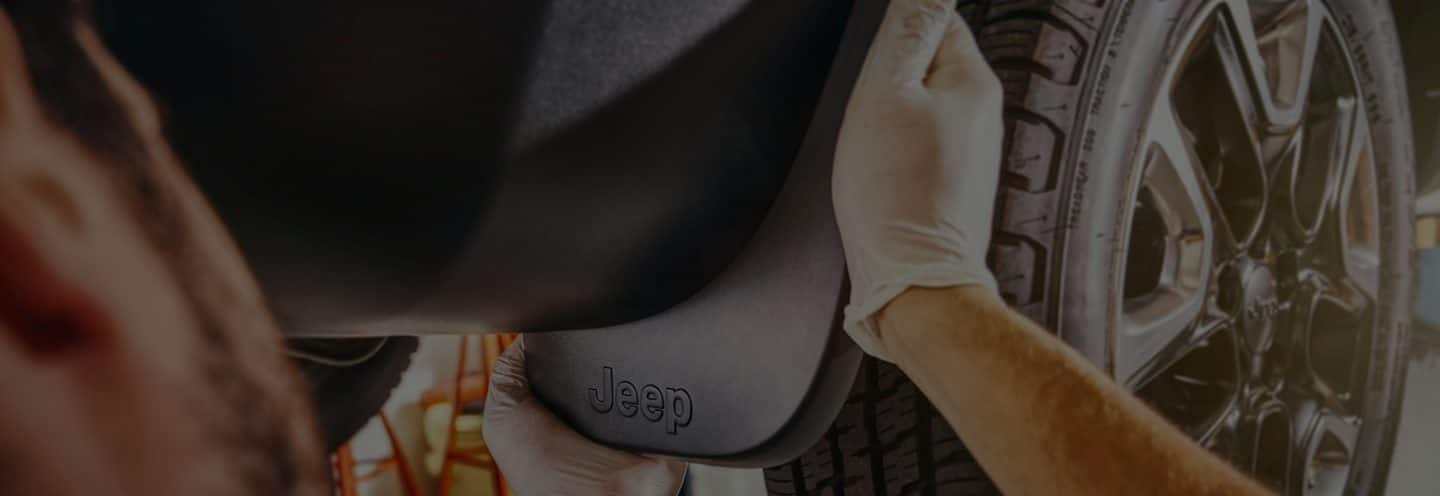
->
xmin=765 ymin=0 xmax=1095 ymax=493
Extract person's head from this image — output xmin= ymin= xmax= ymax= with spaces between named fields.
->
xmin=0 ymin=1 xmax=325 ymax=494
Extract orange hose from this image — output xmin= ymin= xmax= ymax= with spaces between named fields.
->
xmin=438 ymin=336 xmax=469 ymax=496
xmin=337 ymin=333 xmax=520 ymax=495
xmin=334 ymin=444 xmax=358 ymax=496
xmin=378 ymin=411 xmax=422 ymax=496
xmin=354 ymin=459 xmax=397 ymax=482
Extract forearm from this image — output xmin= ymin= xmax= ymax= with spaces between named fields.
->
xmin=878 ymin=286 xmax=1273 ymax=496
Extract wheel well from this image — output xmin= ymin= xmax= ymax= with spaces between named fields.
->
xmin=1393 ymin=0 xmax=1440 ymax=188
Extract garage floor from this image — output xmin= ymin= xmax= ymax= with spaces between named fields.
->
xmin=1385 ymin=331 xmax=1440 ymax=495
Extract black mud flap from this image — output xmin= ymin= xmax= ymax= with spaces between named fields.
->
xmin=527 ymin=0 xmax=885 ymax=467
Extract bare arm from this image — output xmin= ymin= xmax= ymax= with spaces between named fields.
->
xmin=878 ymin=286 xmax=1273 ymax=496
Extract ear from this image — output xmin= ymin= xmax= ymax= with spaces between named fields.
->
xmin=0 ymin=7 xmax=118 ymax=360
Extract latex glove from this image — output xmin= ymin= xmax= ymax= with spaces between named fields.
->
xmin=833 ymin=0 xmax=1004 ymax=362
xmin=483 ymin=337 xmax=687 ymax=496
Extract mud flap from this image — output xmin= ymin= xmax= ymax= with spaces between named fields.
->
xmin=525 ymin=0 xmax=887 ymax=467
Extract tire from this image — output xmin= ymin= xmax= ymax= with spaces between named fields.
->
xmin=291 ymin=336 xmax=419 ymax=451
xmin=766 ymin=0 xmax=1414 ymax=494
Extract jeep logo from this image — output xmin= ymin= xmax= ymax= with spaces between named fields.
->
xmin=1244 ymin=299 xmax=1282 ymax=322
xmin=588 ymin=367 xmax=693 ymax=434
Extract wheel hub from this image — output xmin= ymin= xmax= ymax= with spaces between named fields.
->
xmin=1228 ymin=259 xmax=1282 ymax=355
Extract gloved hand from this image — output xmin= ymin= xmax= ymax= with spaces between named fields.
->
xmin=482 ymin=337 xmax=687 ymax=496
xmin=833 ymin=0 xmax=1005 ymax=362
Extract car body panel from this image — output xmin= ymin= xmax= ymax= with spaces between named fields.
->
xmin=105 ymin=0 xmax=851 ymax=334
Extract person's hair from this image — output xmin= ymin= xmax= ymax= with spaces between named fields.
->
xmin=2 ymin=0 xmax=193 ymax=249
xmin=4 ymin=1 xmax=146 ymax=171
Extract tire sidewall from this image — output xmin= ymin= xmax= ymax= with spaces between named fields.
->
xmin=1324 ymin=1 xmax=1415 ymax=491
xmin=1054 ymin=0 xmax=1204 ymax=372
xmin=1054 ymin=0 xmax=1414 ymax=491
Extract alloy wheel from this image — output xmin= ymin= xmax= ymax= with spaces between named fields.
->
xmin=1121 ymin=1 xmax=1387 ymax=494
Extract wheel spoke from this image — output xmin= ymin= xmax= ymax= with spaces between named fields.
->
xmin=1333 ymin=113 xmax=1381 ymax=301
xmin=1197 ymin=394 xmax=1245 ymax=451
xmin=1241 ymin=400 xmax=1295 ymax=492
xmin=1293 ymin=401 xmax=1360 ymax=496
xmin=1302 ymin=103 xmax=1380 ymax=303
xmin=1174 ymin=13 xmax=1272 ymax=248
xmin=1135 ymin=320 xmax=1242 ymax=435
xmin=1216 ymin=0 xmax=1326 ymax=128
xmin=1130 ymin=315 xmax=1236 ymax=387
xmin=1121 ymin=101 xmax=1220 ymax=382
xmin=1146 ymin=102 xmax=1220 ymax=262
xmin=1277 ymin=91 xmax=1356 ymax=240
xmin=1205 ymin=8 xmax=1268 ymax=139
xmin=1295 ymin=277 xmax=1369 ymax=414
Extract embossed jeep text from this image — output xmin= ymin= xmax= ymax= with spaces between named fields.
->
xmin=588 ymin=367 xmax=694 ymax=434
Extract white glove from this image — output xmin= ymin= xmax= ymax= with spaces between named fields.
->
xmin=482 ymin=337 xmax=687 ymax=496
xmin=833 ymin=0 xmax=1005 ymax=362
